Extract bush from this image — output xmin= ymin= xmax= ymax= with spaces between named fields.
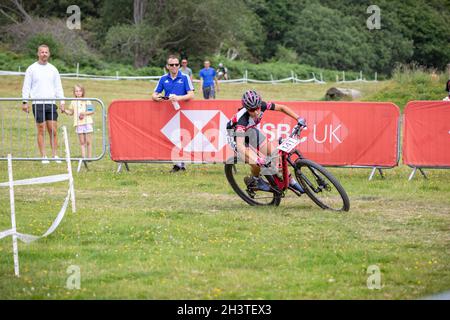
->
xmin=26 ymin=34 xmax=62 ymax=59
xmin=208 ymin=56 xmax=366 ymax=82
xmin=273 ymin=46 xmax=298 ymax=64
xmin=365 ymin=63 xmax=447 ymax=109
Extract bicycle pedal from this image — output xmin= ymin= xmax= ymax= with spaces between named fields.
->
xmin=269 ymin=186 xmax=283 ymax=196
xmin=288 ymin=186 xmax=302 ymax=197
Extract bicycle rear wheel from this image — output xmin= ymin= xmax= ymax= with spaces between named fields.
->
xmin=225 ymin=156 xmax=281 ymax=206
xmin=294 ymin=159 xmax=350 ymax=211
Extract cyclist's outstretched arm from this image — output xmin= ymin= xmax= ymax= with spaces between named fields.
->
xmin=273 ymin=104 xmax=300 ymax=121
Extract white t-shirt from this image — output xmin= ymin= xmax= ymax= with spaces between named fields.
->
xmin=22 ymin=61 xmax=65 ymax=104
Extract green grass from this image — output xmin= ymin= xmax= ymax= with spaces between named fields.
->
xmin=0 ymin=75 xmax=449 ymax=299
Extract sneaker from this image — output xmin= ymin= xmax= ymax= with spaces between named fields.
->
xmin=41 ymin=156 xmax=50 ymax=164
xmin=256 ymin=177 xmax=272 ymax=192
xmin=244 ymin=176 xmax=271 ymax=192
xmin=289 ymin=177 xmax=305 ymax=194
xmin=170 ymin=165 xmax=182 ymax=173
xmin=54 ymin=156 xmax=62 ymax=164
xmin=244 ymin=176 xmax=255 ymax=188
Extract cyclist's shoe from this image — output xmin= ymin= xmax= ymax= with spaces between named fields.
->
xmin=244 ymin=176 xmax=271 ymax=192
xmin=289 ymin=178 xmax=305 ymax=194
xmin=244 ymin=176 xmax=255 ymax=188
xmin=256 ymin=177 xmax=272 ymax=192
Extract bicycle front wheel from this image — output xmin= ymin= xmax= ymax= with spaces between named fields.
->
xmin=294 ymin=159 xmax=350 ymax=211
xmin=225 ymin=156 xmax=281 ymax=206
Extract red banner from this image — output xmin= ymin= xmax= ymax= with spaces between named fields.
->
xmin=403 ymin=101 xmax=450 ymax=167
xmin=108 ymin=100 xmax=400 ymax=166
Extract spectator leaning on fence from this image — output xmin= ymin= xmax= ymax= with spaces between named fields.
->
xmin=22 ymin=44 xmax=65 ymax=164
xmin=152 ymin=54 xmax=195 ymax=173
xmin=199 ymin=60 xmax=219 ymax=99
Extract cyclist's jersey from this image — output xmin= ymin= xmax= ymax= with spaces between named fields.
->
xmin=227 ymin=101 xmax=275 ymax=133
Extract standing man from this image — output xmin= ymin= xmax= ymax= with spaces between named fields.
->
xmin=199 ymin=60 xmax=219 ymax=99
xmin=180 ymin=58 xmax=194 ymax=83
xmin=152 ymin=54 xmax=195 ymax=173
xmin=22 ymin=44 xmax=65 ymax=164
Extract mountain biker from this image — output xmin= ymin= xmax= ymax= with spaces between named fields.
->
xmin=226 ymin=90 xmax=306 ymax=193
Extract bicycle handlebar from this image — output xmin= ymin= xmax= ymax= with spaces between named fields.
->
xmin=290 ymin=124 xmax=306 ymax=137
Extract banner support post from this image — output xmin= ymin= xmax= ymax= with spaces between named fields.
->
xmin=117 ymin=162 xmax=130 ymax=173
xmin=369 ymin=167 xmax=384 ymax=181
xmin=408 ymin=167 xmax=428 ymax=181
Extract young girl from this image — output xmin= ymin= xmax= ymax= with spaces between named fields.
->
xmin=65 ymin=84 xmax=95 ymax=158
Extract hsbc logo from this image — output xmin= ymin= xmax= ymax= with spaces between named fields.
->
xmin=160 ymin=110 xmax=348 ymax=155
xmin=161 ymin=110 xmax=230 ymax=152
xmin=263 ymin=111 xmax=348 ymax=153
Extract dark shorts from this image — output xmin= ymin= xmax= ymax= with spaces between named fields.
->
xmin=32 ymin=104 xmax=58 ymax=123
xmin=228 ymin=128 xmax=266 ymax=150
xmin=202 ymin=86 xmax=215 ymax=99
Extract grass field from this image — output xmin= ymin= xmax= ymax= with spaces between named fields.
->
xmin=0 ymin=75 xmax=449 ymax=299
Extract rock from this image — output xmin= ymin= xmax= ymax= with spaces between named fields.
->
xmin=325 ymin=87 xmax=362 ymax=100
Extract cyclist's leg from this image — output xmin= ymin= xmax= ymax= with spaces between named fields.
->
xmin=249 ymin=128 xmax=278 ymax=175
xmin=238 ymin=141 xmax=260 ymax=176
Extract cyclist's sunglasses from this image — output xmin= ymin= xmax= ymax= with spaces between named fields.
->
xmin=248 ymin=105 xmax=261 ymax=112
xmin=168 ymin=63 xmax=180 ymax=67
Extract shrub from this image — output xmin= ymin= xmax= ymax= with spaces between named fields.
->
xmin=26 ymin=34 xmax=62 ymax=59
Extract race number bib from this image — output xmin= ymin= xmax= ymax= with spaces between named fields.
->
xmin=277 ymin=137 xmax=300 ymax=153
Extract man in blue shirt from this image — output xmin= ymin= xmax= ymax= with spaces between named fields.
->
xmin=152 ymin=55 xmax=194 ymax=102
xmin=199 ymin=60 xmax=219 ymax=99
xmin=152 ymin=55 xmax=195 ymax=172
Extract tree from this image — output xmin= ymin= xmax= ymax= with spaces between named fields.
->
xmin=284 ymin=2 xmax=413 ymax=74
xmin=0 ymin=0 xmax=32 ymax=24
xmin=103 ymin=0 xmax=265 ymax=68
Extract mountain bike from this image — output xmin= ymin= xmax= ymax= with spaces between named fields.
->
xmin=224 ymin=124 xmax=350 ymax=211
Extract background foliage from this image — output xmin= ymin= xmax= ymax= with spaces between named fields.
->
xmin=0 ymin=0 xmax=449 ymax=75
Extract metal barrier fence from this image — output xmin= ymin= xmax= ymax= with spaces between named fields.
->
xmin=0 ymin=98 xmax=107 ymax=168
xmin=2 ymin=69 xmax=379 ymax=84
xmin=109 ymin=100 xmax=401 ymax=180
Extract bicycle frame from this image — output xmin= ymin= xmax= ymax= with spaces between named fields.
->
xmin=225 ymin=124 xmax=350 ymax=210
xmin=266 ymin=127 xmax=306 ymax=194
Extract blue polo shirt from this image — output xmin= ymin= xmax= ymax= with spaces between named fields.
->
xmin=199 ymin=68 xmax=216 ymax=88
xmin=154 ymin=71 xmax=194 ymax=97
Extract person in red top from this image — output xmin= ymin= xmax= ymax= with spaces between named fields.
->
xmin=227 ymin=90 xmax=306 ymax=192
